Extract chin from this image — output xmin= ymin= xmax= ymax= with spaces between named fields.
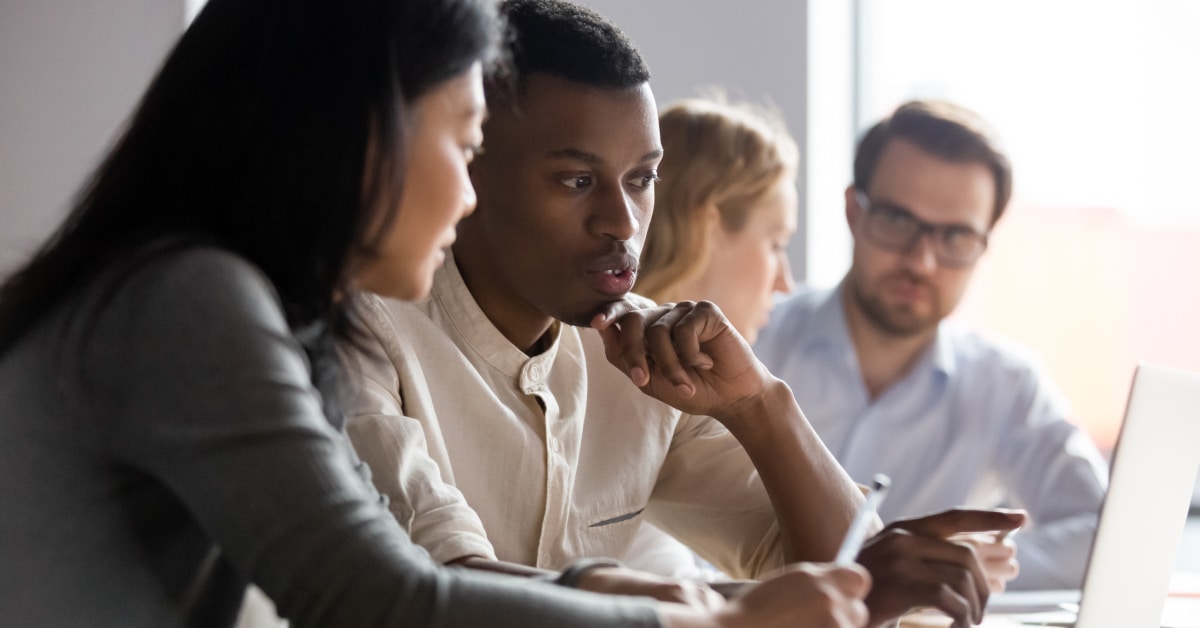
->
xmin=554 ymin=298 xmax=615 ymax=328
xmin=369 ymin=274 xmax=429 ymax=302
xmin=558 ymin=309 xmax=600 ymax=328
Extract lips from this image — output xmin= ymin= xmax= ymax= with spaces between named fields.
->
xmin=585 ymin=252 xmax=639 ymax=297
xmin=884 ymin=272 xmax=932 ymax=303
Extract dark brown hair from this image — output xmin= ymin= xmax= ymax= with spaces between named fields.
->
xmin=854 ymin=99 xmax=1012 ymax=225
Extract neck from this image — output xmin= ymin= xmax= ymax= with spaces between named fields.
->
xmin=451 ymin=240 xmax=556 ymax=356
xmin=840 ymin=283 xmax=936 ymax=400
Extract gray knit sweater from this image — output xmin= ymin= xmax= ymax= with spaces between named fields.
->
xmin=0 ymin=248 xmax=660 ymax=628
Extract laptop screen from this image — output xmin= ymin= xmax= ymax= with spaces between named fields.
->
xmin=1073 ymin=363 xmax=1200 ymax=627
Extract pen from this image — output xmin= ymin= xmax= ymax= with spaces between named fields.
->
xmin=835 ymin=473 xmax=891 ymax=565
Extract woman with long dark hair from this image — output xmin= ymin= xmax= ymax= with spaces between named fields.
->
xmin=0 ymin=1 xmax=871 ymax=626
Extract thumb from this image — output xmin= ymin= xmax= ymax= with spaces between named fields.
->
xmin=828 ymin=563 xmax=871 ymax=600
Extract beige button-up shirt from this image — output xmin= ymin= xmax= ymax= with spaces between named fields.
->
xmin=346 ymin=254 xmax=784 ymax=578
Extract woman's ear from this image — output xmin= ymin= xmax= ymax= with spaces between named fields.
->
xmin=700 ymin=203 xmax=724 ymax=243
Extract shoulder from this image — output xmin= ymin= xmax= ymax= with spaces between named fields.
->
xmin=354 ymin=291 xmax=428 ymax=345
xmin=947 ymin=325 xmax=1046 ymax=377
xmin=942 ymin=324 xmax=1059 ymax=399
xmin=343 ymin=291 xmax=446 ymax=393
xmin=79 ymin=246 xmax=321 ymax=428
xmin=82 ymin=247 xmax=285 ymax=340
xmin=755 ymin=285 xmax=830 ymax=349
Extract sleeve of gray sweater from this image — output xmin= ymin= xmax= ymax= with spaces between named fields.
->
xmin=83 ymin=248 xmax=662 ymax=628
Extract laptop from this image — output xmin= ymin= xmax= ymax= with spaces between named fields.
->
xmin=988 ymin=362 xmax=1200 ymax=627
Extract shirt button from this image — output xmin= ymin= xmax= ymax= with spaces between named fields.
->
xmin=550 ymin=437 xmax=561 ymax=453
xmin=539 ymin=551 xmax=551 ymax=565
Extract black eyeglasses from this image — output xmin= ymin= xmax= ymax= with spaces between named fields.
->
xmin=854 ymin=190 xmax=989 ymax=267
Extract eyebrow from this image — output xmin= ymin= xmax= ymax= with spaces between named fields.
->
xmin=543 ymin=148 xmax=663 ymax=165
xmin=874 ymin=199 xmax=985 ymax=233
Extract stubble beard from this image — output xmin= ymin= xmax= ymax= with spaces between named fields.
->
xmin=850 ymin=271 xmax=942 ymax=339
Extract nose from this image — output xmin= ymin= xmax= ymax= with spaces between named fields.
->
xmin=461 ymin=176 xmax=478 ymax=218
xmin=901 ymin=230 xmax=939 ymax=273
xmin=589 ymin=183 xmax=642 ymax=241
xmin=774 ymin=250 xmax=796 ymax=294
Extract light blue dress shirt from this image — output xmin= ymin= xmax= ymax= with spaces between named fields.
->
xmin=754 ymin=283 xmax=1108 ymax=590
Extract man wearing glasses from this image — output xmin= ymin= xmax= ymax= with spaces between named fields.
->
xmin=754 ymin=100 xmax=1107 ymax=591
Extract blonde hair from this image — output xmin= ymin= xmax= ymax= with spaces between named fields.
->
xmin=636 ymin=96 xmax=799 ymax=302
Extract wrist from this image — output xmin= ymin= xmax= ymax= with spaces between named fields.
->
xmin=711 ymin=378 xmax=794 ymax=440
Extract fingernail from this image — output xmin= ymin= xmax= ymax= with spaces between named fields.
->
xmin=630 ymin=367 xmax=647 ymax=385
xmin=675 ymin=383 xmax=694 ymax=397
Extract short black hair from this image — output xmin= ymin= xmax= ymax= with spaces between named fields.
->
xmin=496 ymin=0 xmax=650 ymax=91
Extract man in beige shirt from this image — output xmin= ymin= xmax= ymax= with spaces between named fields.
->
xmin=346 ymin=0 xmax=1023 ymax=625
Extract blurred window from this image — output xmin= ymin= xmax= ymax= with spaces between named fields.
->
xmin=853 ymin=0 xmax=1200 ymax=453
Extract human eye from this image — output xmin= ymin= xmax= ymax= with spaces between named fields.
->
xmin=634 ymin=171 xmax=661 ymax=190
xmin=874 ymin=206 xmax=918 ymax=234
xmin=558 ymin=174 xmax=593 ymax=190
xmin=941 ymin=226 xmax=982 ymax=253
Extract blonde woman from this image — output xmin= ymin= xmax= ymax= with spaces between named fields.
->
xmin=636 ymin=96 xmax=800 ymax=344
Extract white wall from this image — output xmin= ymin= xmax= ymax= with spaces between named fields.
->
xmin=0 ymin=0 xmax=184 ymax=277
xmin=0 ymin=0 xmax=827 ymax=280
xmin=579 ymin=0 xmax=813 ymax=280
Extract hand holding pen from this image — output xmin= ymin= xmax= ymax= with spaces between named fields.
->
xmin=950 ymin=524 xmax=1022 ymax=593
xmin=836 ymin=474 xmax=891 ymax=565
xmin=839 ymin=475 xmax=1026 ymax=628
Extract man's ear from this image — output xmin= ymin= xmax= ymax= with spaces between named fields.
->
xmin=844 ymin=185 xmax=861 ymax=233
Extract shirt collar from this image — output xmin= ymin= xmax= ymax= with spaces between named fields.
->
xmin=928 ymin=320 xmax=958 ymax=378
xmin=431 ymin=250 xmax=561 ymax=378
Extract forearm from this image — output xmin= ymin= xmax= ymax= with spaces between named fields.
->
xmin=713 ymin=379 xmax=864 ymax=563
xmin=450 ymin=555 xmax=554 ymax=578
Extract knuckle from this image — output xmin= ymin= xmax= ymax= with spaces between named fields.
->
xmin=656 ymin=582 xmax=688 ymax=602
xmin=948 ymin=568 xmax=973 ymax=593
xmin=910 ymin=580 xmax=943 ymax=603
xmin=952 ymin=542 xmax=980 ymax=565
xmin=936 ymin=583 xmax=968 ymax=614
xmin=619 ymin=345 xmax=644 ymax=364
